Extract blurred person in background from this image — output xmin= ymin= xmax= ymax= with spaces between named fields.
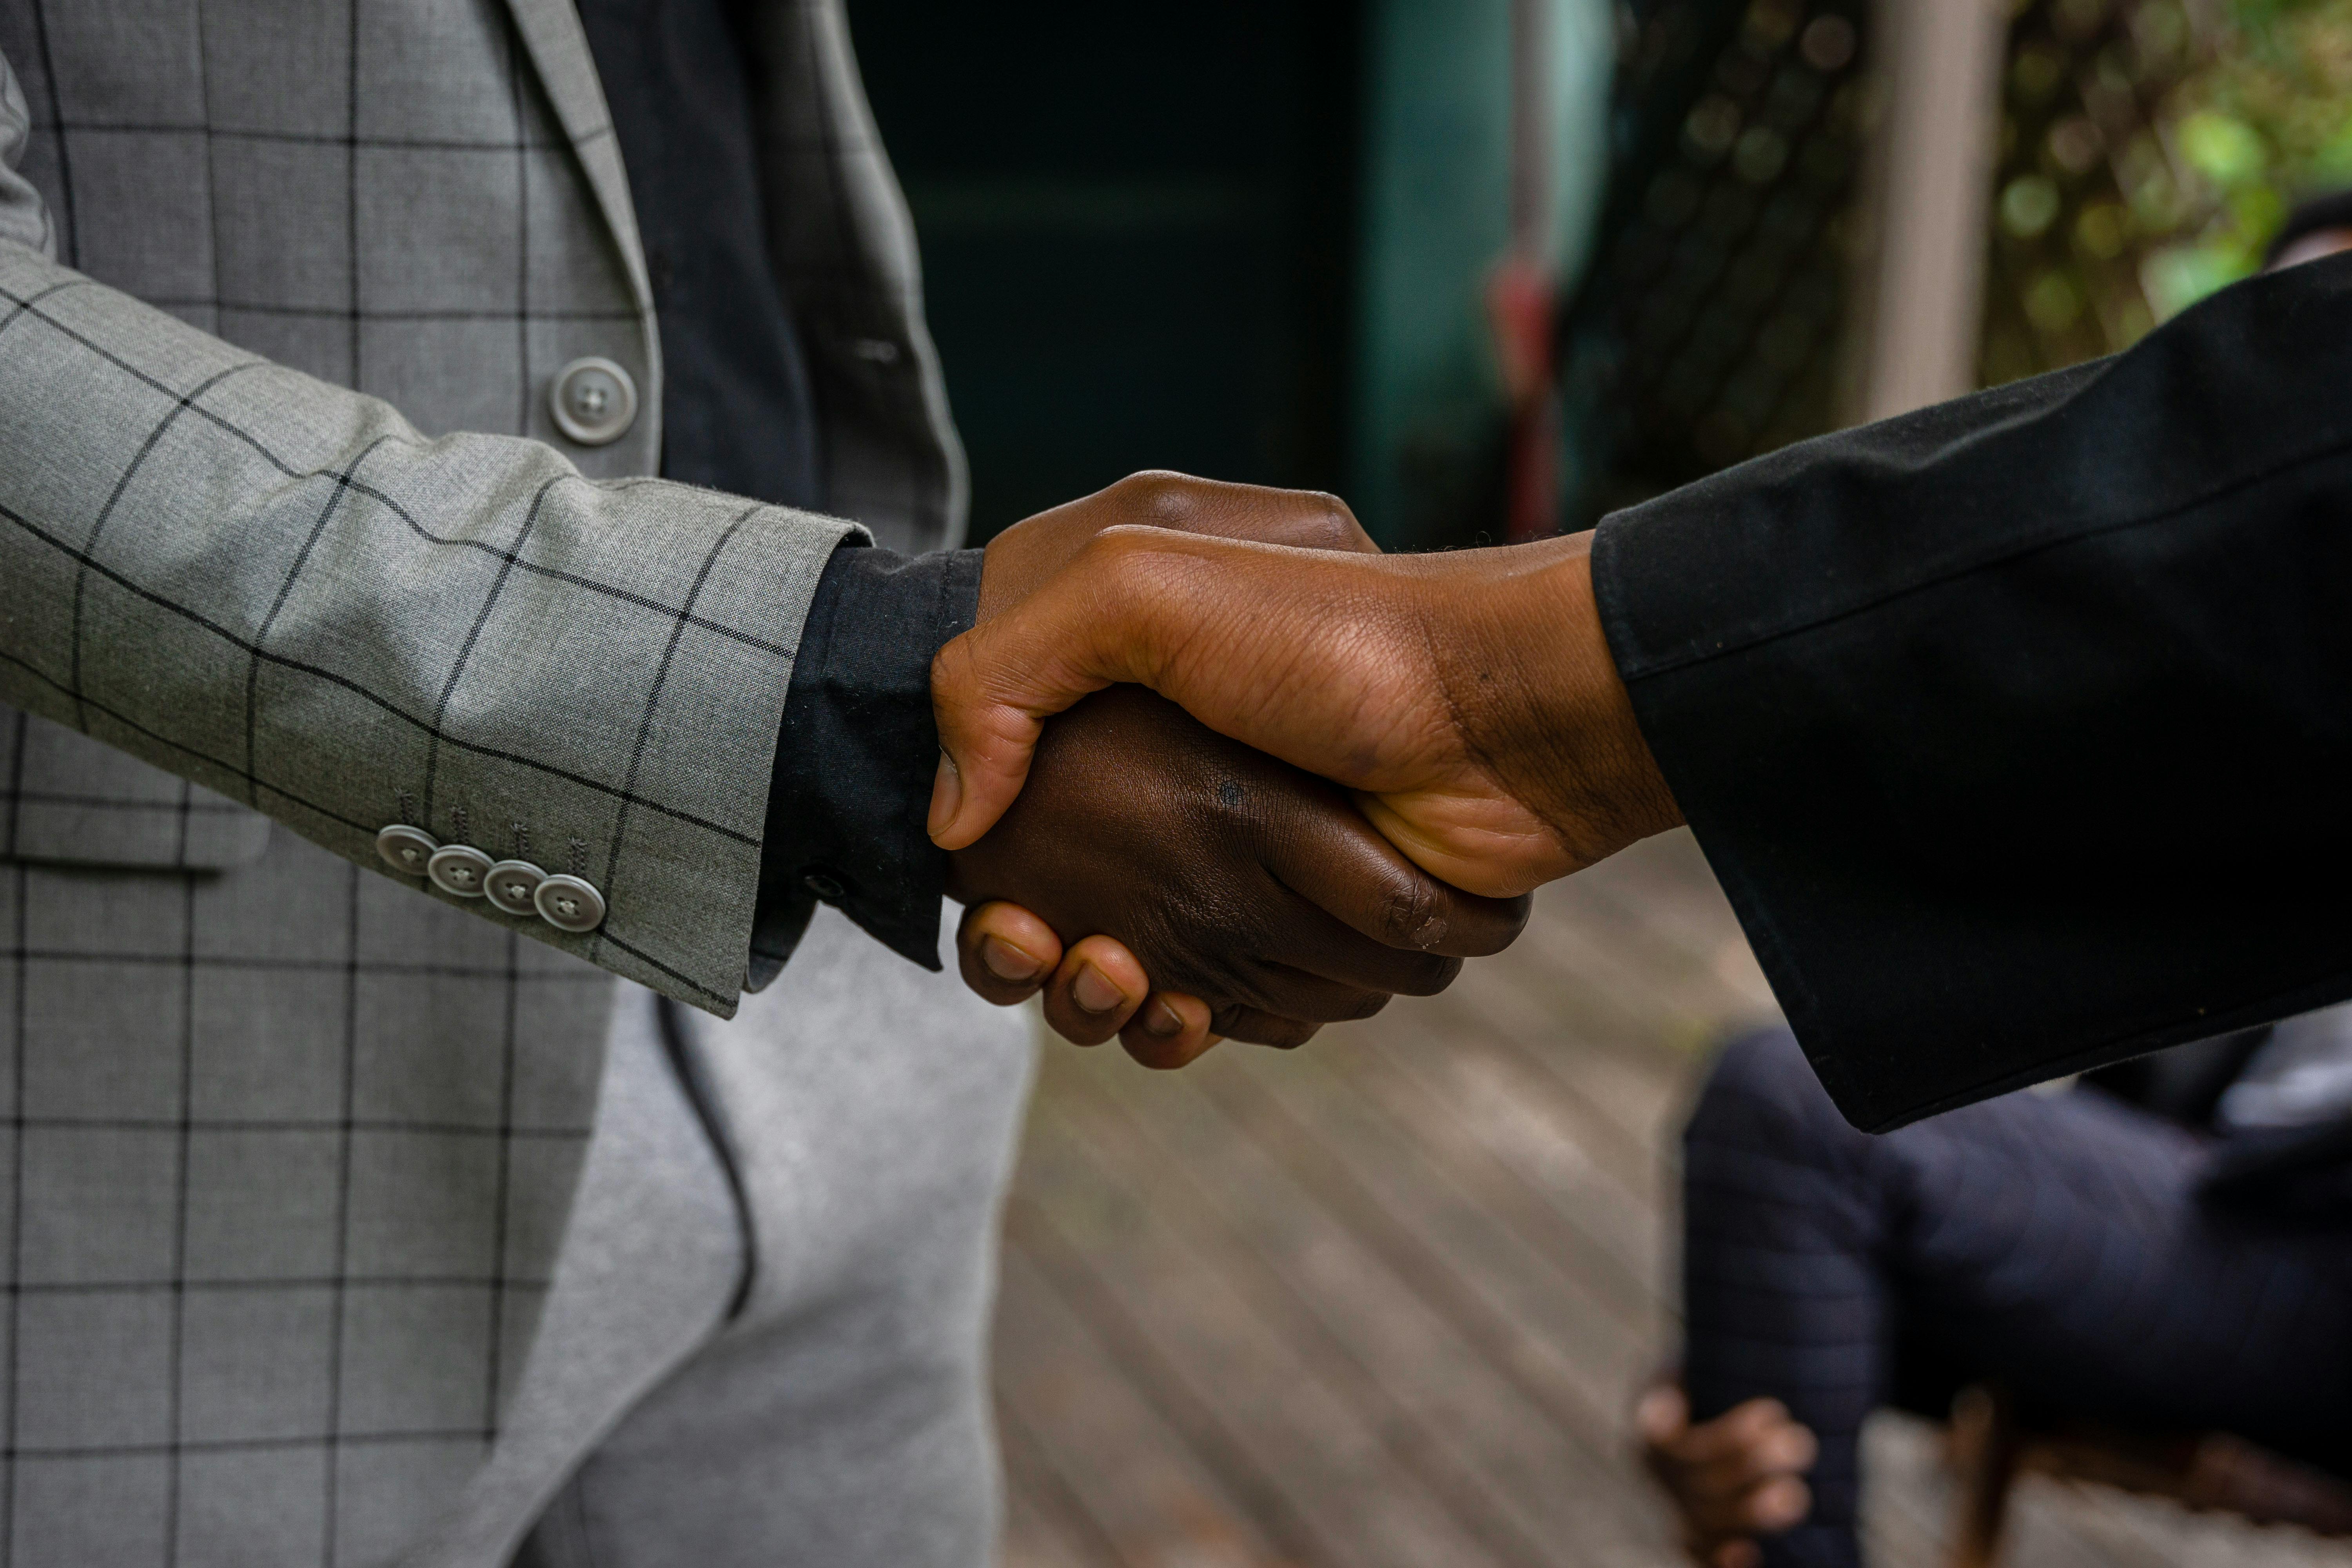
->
xmin=1640 ymin=1005 xmax=2352 ymax=1568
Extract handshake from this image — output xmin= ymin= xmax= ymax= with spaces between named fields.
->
xmin=931 ymin=472 xmax=1687 ymax=1066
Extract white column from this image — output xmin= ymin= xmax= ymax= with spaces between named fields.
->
xmin=1859 ymin=0 xmax=2011 ymax=420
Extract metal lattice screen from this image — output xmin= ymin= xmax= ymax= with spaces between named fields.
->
xmin=1559 ymin=0 xmax=1871 ymax=518
xmin=1563 ymin=0 xmax=2352 ymax=521
xmin=1978 ymin=0 xmax=2218 ymax=381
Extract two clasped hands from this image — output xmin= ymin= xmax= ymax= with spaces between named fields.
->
xmin=928 ymin=472 xmax=1688 ymax=1067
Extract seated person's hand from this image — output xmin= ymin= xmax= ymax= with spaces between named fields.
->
xmin=1636 ymin=1385 xmax=1818 ymax=1568
xmin=949 ymin=474 xmax=1530 ymax=1065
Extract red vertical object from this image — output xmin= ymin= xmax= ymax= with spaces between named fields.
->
xmin=1495 ymin=0 xmax=1562 ymax=542
xmin=1490 ymin=258 xmax=1560 ymax=542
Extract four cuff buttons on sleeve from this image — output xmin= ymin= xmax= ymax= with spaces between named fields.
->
xmin=380 ymin=358 xmax=639 ymax=925
xmin=375 ymin=824 xmax=607 ymax=935
xmin=394 ymin=361 xmax=640 ymax=924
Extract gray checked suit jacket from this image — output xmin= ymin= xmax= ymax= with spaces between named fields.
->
xmin=0 ymin=2 xmax=969 ymax=1563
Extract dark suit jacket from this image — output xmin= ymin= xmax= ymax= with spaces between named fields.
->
xmin=1593 ymin=253 xmax=2352 ymax=1133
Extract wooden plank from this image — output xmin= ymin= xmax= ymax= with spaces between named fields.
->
xmin=1521 ymin=836 xmax=1777 ymax=1033
xmin=1563 ymin=831 xmax=1753 ymax=958
xmin=1487 ymin=905 xmax=1749 ymax=1070
xmin=1349 ymin=998 xmax=1677 ymax=1307
xmin=1537 ymin=868 xmax=1777 ymax=1026
xmin=1073 ymin=1049 xmax=1682 ymax=1566
xmin=991 ymin=1238 xmax=1279 ymax=1568
xmin=1172 ymin=1054 xmax=1676 ymax=1559
xmin=1432 ymin=964 xmax=1697 ymax=1194
xmin=1213 ymin=1037 xmax=1662 ymax=1433
xmin=1341 ymin=1008 xmax=1665 ymax=1325
xmin=997 ymin=1405 xmax=1118 ymax=1568
xmin=1012 ymin=1071 xmax=1512 ymax=1568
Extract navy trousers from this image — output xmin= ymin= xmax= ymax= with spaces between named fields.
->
xmin=1681 ymin=1029 xmax=2352 ymax=1567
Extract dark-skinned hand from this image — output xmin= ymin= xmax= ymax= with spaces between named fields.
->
xmin=1636 ymin=1385 xmax=1818 ymax=1568
xmin=946 ymin=473 xmax=1530 ymax=1066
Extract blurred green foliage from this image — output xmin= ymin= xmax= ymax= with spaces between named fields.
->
xmin=1980 ymin=0 xmax=2352 ymax=385
xmin=2139 ymin=0 xmax=2352 ymax=312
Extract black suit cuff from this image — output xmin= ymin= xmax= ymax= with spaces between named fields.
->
xmin=750 ymin=543 xmax=983 ymax=984
xmin=1590 ymin=259 xmax=2352 ymax=1131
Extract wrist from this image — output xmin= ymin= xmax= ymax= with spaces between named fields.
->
xmin=1432 ymin=532 xmax=1682 ymax=871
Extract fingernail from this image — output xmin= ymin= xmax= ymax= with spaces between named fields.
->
xmin=980 ymin=936 xmax=1043 ymax=983
xmin=1144 ymin=1000 xmax=1185 ymax=1038
xmin=926 ymin=751 xmax=963 ymax=842
xmin=1071 ymin=964 xmax=1123 ymax=1015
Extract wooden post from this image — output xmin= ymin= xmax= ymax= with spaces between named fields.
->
xmin=1856 ymin=0 xmax=2010 ymax=420
xmin=1946 ymin=1385 xmax=2025 ymax=1568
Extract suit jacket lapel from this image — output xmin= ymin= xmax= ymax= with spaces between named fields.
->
xmin=500 ymin=0 xmax=655 ymax=314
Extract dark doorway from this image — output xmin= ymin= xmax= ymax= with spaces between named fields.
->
xmin=846 ymin=2 xmax=1365 ymax=543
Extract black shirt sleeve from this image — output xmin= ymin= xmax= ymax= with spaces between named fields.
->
xmin=1592 ymin=253 xmax=2352 ymax=1133
xmin=749 ymin=543 xmax=983 ymax=986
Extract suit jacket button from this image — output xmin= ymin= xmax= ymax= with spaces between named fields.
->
xmin=427 ymin=844 xmax=494 ymax=898
xmin=549 ymin=357 xmax=638 ymax=445
xmin=483 ymin=860 xmax=546 ymax=916
xmin=534 ymin=873 xmax=606 ymax=934
xmin=376 ymin=824 xmax=439 ymax=877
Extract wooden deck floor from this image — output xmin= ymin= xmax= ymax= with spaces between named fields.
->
xmin=991 ymin=829 xmax=2352 ymax=1568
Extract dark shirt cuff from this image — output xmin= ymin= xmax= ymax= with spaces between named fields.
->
xmin=750 ymin=543 xmax=984 ymax=984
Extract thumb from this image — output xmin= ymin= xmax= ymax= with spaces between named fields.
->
xmin=927 ymin=535 xmax=1162 ymax=849
xmin=926 ymin=627 xmax=1071 ymax=849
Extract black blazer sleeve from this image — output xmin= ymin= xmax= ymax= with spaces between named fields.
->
xmin=1592 ymin=253 xmax=2352 ymax=1132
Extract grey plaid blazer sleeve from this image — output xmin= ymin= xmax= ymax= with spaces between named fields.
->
xmin=0 ymin=227 xmax=861 ymax=1016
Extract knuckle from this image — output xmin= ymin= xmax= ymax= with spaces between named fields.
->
xmin=1073 ymin=528 xmax=1170 ymax=615
xmin=1299 ymin=491 xmax=1366 ymax=550
xmin=1112 ymin=469 xmax=1203 ymax=525
xmin=1379 ymin=875 xmax=1446 ymax=951
xmin=1086 ymin=520 xmax=1170 ymax=582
